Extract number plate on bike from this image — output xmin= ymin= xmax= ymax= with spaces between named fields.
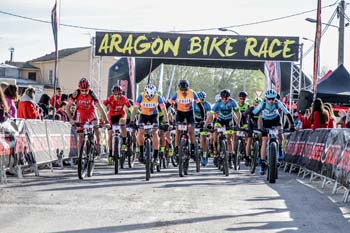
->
xmin=143 ymin=125 xmax=153 ymax=130
xmin=112 ymin=125 xmax=121 ymax=131
xmin=217 ymin=127 xmax=226 ymax=133
xmin=268 ymin=129 xmax=279 ymax=136
xmin=84 ymin=124 xmax=93 ymax=129
xmin=194 ymin=128 xmax=200 ymax=133
xmin=178 ymin=124 xmax=187 ymax=131
xmin=236 ymin=131 xmax=245 ymax=137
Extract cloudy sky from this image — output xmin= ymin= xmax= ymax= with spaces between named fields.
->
xmin=0 ymin=0 xmax=348 ymax=75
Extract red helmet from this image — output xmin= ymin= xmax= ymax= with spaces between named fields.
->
xmin=79 ymin=78 xmax=90 ymax=90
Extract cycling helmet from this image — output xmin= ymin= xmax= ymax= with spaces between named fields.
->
xmin=111 ymin=84 xmax=122 ymax=94
xmin=265 ymin=89 xmax=277 ymax=99
xmin=197 ymin=91 xmax=206 ymax=101
xmin=220 ymin=89 xmax=231 ymax=98
xmin=178 ymin=80 xmax=189 ymax=90
xmin=254 ymin=97 xmax=262 ymax=103
xmin=239 ymin=91 xmax=248 ymax=98
xmin=144 ymin=83 xmax=157 ymax=99
xmin=79 ymin=78 xmax=90 ymax=90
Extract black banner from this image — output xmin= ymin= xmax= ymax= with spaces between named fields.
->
xmin=285 ymin=128 xmax=350 ymax=188
xmin=95 ymin=31 xmax=299 ymax=62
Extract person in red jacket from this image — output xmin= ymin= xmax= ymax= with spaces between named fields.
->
xmin=50 ymin=87 xmax=61 ymax=111
xmin=302 ymin=98 xmax=329 ymax=129
xmin=18 ymin=87 xmax=40 ymax=119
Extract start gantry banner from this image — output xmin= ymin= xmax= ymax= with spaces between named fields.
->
xmin=95 ymin=31 xmax=299 ymax=62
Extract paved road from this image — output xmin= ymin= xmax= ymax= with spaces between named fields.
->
xmin=0 ymin=160 xmax=349 ymax=233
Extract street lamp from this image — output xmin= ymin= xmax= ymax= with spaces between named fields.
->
xmin=218 ymin=27 xmax=239 ymax=35
xmin=305 ymin=17 xmax=349 ymax=28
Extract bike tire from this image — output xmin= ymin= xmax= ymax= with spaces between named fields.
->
xmin=178 ymin=139 xmax=185 ymax=177
xmin=235 ymin=139 xmax=243 ymax=170
xmin=128 ymin=148 xmax=135 ymax=168
xmin=113 ymin=136 xmax=120 ymax=174
xmin=120 ymin=153 xmax=125 ymax=169
xmin=78 ymin=140 xmax=89 ymax=180
xmin=221 ymin=140 xmax=229 ymax=176
xmin=195 ymin=141 xmax=200 ymax=173
xmin=268 ymin=141 xmax=278 ymax=183
xmin=250 ymin=140 xmax=259 ymax=174
xmin=145 ymin=140 xmax=151 ymax=181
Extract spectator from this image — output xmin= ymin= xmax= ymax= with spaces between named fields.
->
xmin=45 ymin=107 xmax=61 ymax=120
xmin=4 ymin=84 xmax=19 ymax=118
xmin=302 ymin=98 xmax=329 ymax=129
xmin=324 ymin=103 xmax=335 ymax=128
xmin=50 ymin=87 xmax=61 ymax=111
xmin=0 ymin=87 xmax=9 ymax=123
xmin=337 ymin=109 xmax=347 ymax=128
xmin=57 ymin=101 xmax=69 ymax=122
xmin=293 ymin=110 xmax=303 ymax=129
xmin=18 ymin=87 xmax=40 ymax=119
xmin=37 ymin=94 xmax=51 ymax=118
xmin=61 ymin=93 xmax=68 ymax=102
xmin=346 ymin=109 xmax=350 ymax=128
xmin=0 ymin=81 xmax=9 ymax=92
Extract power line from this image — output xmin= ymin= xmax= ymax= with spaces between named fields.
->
xmin=0 ymin=0 xmax=340 ymax=33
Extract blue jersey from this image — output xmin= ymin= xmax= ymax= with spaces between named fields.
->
xmin=212 ymin=98 xmax=238 ymax=120
xmin=194 ymin=101 xmax=211 ymax=120
xmin=252 ymin=99 xmax=289 ymax=120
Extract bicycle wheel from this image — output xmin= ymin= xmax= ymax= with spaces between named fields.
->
xmin=234 ymin=139 xmax=243 ymax=170
xmin=87 ymin=143 xmax=95 ymax=177
xmin=268 ymin=141 xmax=278 ymax=183
xmin=221 ymin=140 xmax=229 ymax=176
xmin=195 ymin=141 xmax=200 ymax=173
xmin=178 ymin=139 xmax=185 ymax=177
xmin=78 ymin=140 xmax=89 ymax=180
xmin=113 ymin=136 xmax=120 ymax=174
xmin=128 ymin=146 xmax=135 ymax=168
xmin=145 ymin=139 xmax=151 ymax=181
xmin=250 ymin=140 xmax=259 ymax=174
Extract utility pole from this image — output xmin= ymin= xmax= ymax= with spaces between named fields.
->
xmin=338 ymin=0 xmax=345 ymax=65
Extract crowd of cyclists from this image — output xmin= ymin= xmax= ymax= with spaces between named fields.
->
xmin=69 ymin=77 xmax=295 ymax=179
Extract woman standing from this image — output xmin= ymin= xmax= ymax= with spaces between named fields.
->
xmin=302 ymin=98 xmax=329 ymax=129
xmin=18 ymin=87 xmax=40 ymax=119
xmin=4 ymin=84 xmax=19 ymax=118
xmin=0 ymin=88 xmax=9 ymax=123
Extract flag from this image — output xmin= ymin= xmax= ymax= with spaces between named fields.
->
xmin=313 ymin=0 xmax=322 ymax=100
xmin=127 ymin=57 xmax=135 ymax=99
xmin=51 ymin=1 xmax=58 ymax=51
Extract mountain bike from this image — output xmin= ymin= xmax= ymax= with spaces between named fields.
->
xmin=215 ymin=126 xmax=233 ymax=177
xmin=77 ymin=122 xmax=103 ymax=180
xmin=178 ymin=123 xmax=198 ymax=177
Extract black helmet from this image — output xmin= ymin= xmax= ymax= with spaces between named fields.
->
xmin=239 ymin=91 xmax=248 ymax=98
xmin=178 ymin=80 xmax=189 ymax=90
xmin=111 ymin=84 xmax=122 ymax=94
xmin=220 ymin=89 xmax=231 ymax=98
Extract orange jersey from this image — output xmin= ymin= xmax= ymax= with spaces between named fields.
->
xmin=169 ymin=89 xmax=200 ymax=112
xmin=134 ymin=93 xmax=165 ymax=116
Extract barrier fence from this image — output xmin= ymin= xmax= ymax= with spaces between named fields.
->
xmin=284 ymin=128 xmax=350 ymax=202
xmin=0 ymin=119 xmax=78 ymax=183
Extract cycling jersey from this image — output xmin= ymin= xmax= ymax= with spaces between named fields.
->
xmin=169 ymin=89 xmax=200 ymax=112
xmin=252 ymin=99 xmax=289 ymax=120
xmin=135 ymin=93 xmax=164 ymax=116
xmin=194 ymin=101 xmax=211 ymax=120
xmin=238 ymin=102 xmax=250 ymax=125
xmin=103 ymin=95 xmax=130 ymax=119
xmin=212 ymin=98 xmax=239 ymax=121
xmin=69 ymin=90 xmax=99 ymax=123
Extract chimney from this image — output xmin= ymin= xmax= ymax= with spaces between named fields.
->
xmin=9 ymin=47 xmax=14 ymax=62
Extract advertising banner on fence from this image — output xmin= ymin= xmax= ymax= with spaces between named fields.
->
xmin=95 ymin=31 xmax=299 ymax=62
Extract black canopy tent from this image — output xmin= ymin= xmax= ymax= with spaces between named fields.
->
xmin=316 ymin=64 xmax=350 ymax=106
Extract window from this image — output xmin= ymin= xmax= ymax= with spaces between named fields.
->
xmin=0 ymin=69 xmax=4 ymax=77
xmin=49 ymin=70 xmax=53 ymax=84
xmin=28 ymin=72 xmax=36 ymax=81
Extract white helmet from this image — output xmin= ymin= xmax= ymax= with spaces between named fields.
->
xmin=144 ymin=83 xmax=157 ymax=99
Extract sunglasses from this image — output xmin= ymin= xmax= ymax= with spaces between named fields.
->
xmin=267 ymin=98 xmax=275 ymax=101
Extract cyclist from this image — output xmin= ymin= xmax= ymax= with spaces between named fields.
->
xmin=204 ymin=89 xmax=241 ymax=168
xmin=195 ymin=91 xmax=211 ymax=166
xmin=67 ymin=78 xmax=109 ymax=155
xmin=237 ymin=91 xmax=251 ymax=165
xmin=252 ymin=89 xmax=294 ymax=175
xmin=103 ymin=84 xmax=132 ymax=165
xmin=167 ymin=80 xmax=204 ymax=159
xmin=130 ymin=84 xmax=169 ymax=165
xmin=243 ymin=97 xmax=262 ymax=165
